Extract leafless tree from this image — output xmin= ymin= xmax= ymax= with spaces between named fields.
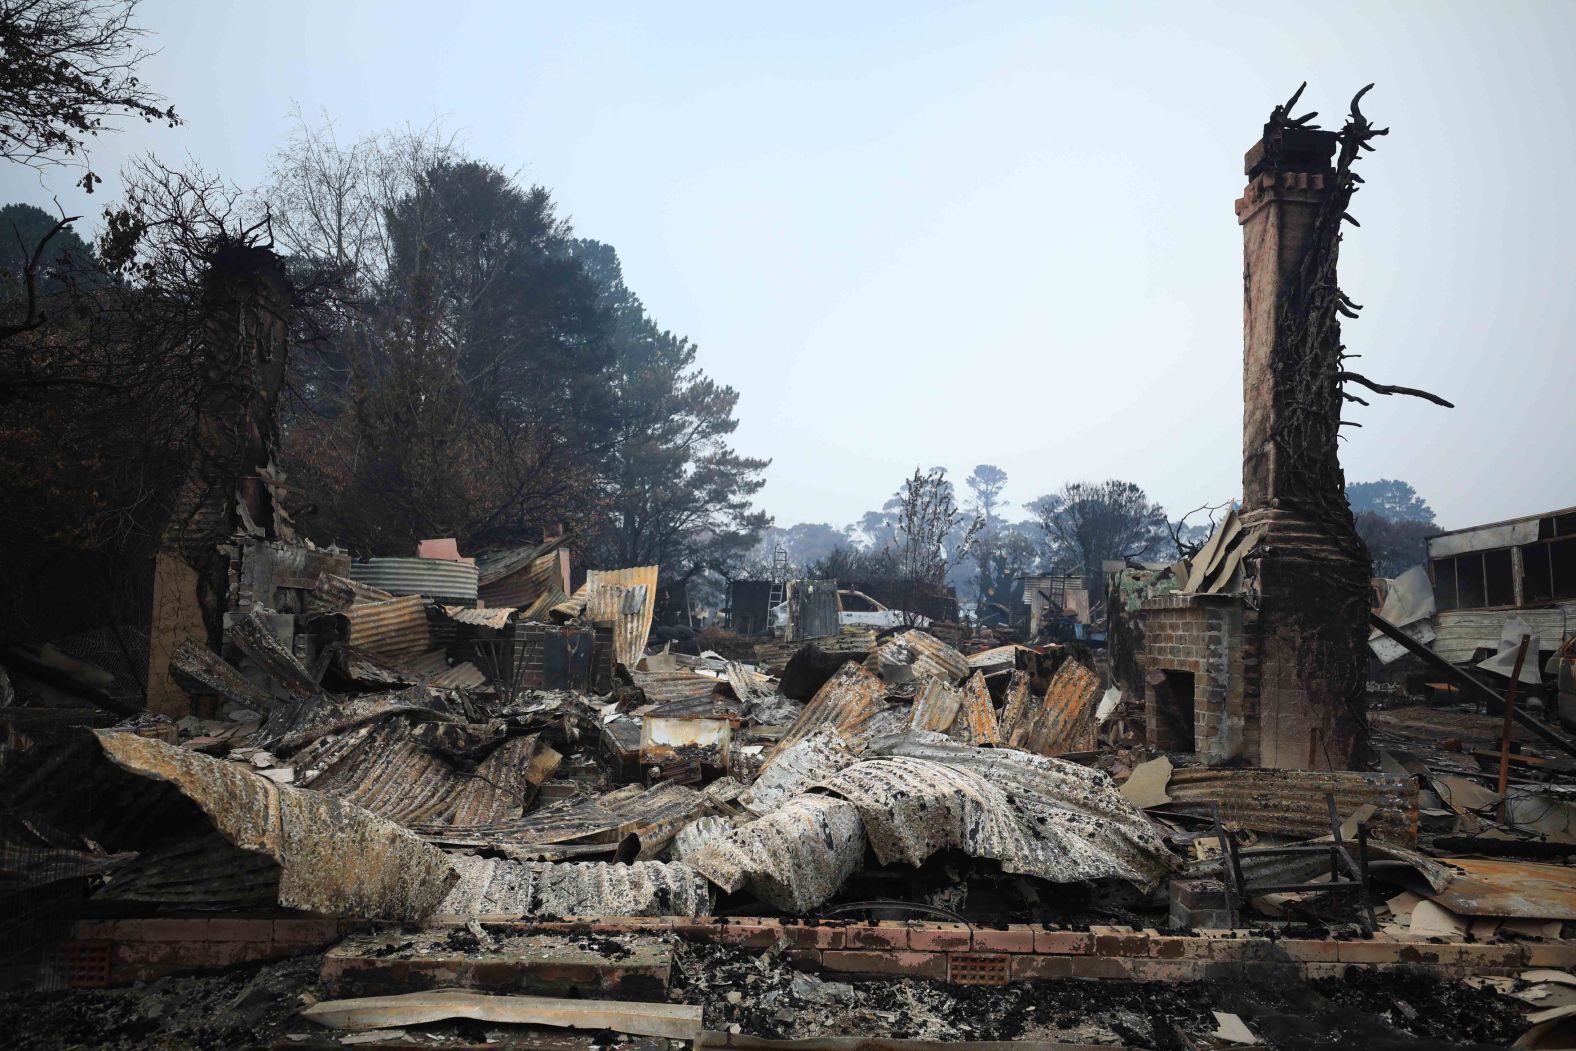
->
xmin=895 ymin=467 xmax=982 ymax=624
xmin=0 ymin=0 xmax=180 ymax=192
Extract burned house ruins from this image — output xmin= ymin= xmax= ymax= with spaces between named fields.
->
xmin=0 ymin=84 xmax=1571 ymax=1051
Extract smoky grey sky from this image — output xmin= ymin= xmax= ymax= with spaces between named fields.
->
xmin=5 ymin=1 xmax=1572 ymax=532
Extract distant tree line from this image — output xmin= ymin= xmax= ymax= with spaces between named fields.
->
xmin=755 ymin=470 xmax=1443 ymax=613
xmin=0 ymin=4 xmax=769 ymax=640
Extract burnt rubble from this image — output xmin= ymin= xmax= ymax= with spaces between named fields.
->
xmin=2 ymin=85 xmax=1573 ymax=1051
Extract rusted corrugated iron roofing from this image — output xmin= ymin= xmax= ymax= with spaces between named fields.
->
xmin=1000 ymin=658 xmax=1102 ymax=756
xmin=950 ymin=671 xmax=1001 ymax=746
xmin=585 ymin=566 xmax=659 ymax=667
xmin=1162 ymin=767 xmax=1419 ymax=845
xmin=440 ymin=605 xmax=515 ymax=630
xmin=907 ymin=675 xmax=963 ymax=734
xmin=762 ymin=661 xmax=887 ymax=770
xmin=474 ymin=536 xmax=569 ymax=587
xmin=344 ymin=595 xmax=431 ymax=665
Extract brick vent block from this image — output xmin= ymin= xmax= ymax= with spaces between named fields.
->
xmin=61 ymin=941 xmax=112 ymax=989
xmin=949 ymin=952 xmax=1010 ymax=986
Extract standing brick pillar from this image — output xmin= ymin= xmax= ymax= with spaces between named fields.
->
xmin=1234 ymin=123 xmax=1370 ymax=770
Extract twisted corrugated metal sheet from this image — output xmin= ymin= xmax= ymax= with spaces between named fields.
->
xmin=94 ymin=731 xmax=456 ymax=920
xmin=761 ymin=661 xmax=887 ymax=770
xmin=864 ymin=630 xmax=970 ymax=684
xmin=440 ymin=856 xmax=713 ymax=917
xmin=688 ymin=795 xmax=866 ymax=913
xmin=1000 ymin=659 xmax=1102 ymax=755
xmin=303 ymin=719 xmax=560 ymax=829
xmin=826 ymin=733 xmax=1176 ymax=889
xmin=586 ymin=566 xmax=659 ymax=667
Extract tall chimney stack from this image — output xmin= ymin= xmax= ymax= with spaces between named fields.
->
xmin=1233 ymin=106 xmax=1370 ymax=770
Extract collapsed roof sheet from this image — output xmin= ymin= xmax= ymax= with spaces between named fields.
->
xmin=999 ymin=659 xmax=1102 ymax=755
xmin=762 ymin=661 xmax=887 ymax=770
xmin=829 ymin=733 xmax=1175 ymax=889
xmin=93 ymin=731 xmax=455 ymax=920
xmin=424 ymin=781 xmax=706 ymax=855
xmin=688 ymin=794 xmax=866 ymax=913
xmin=440 ymin=855 xmax=712 ymax=918
xmin=1162 ymin=766 xmax=1419 ymax=846
xmin=300 ymin=719 xmax=560 ymax=830
xmin=863 ymin=630 xmax=970 ymax=685
xmin=742 ymin=730 xmax=858 ymax=814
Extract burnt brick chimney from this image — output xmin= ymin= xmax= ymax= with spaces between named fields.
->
xmin=1234 ymin=121 xmax=1369 ymax=769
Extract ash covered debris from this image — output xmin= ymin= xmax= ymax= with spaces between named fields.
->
xmin=0 ymin=81 xmax=1567 ymax=1051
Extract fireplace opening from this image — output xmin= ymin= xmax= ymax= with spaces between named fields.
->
xmin=1157 ymin=670 xmax=1197 ymax=752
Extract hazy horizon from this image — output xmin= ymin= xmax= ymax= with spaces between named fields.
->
xmin=5 ymin=0 xmax=1571 ymax=533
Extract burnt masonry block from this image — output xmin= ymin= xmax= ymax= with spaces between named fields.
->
xmin=322 ymin=931 xmax=672 ymax=1001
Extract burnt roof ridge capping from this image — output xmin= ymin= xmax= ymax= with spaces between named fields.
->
xmin=90 ymin=730 xmax=456 ymax=921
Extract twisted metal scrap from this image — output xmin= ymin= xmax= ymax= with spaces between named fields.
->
xmin=1265 ymin=85 xmax=1450 ymax=544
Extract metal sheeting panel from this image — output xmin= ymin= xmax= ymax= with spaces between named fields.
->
xmin=480 ymin=551 xmax=566 ymax=611
xmin=1000 ymin=659 xmax=1102 ymax=756
xmin=762 ymin=662 xmax=887 ymax=770
xmin=344 ymin=595 xmax=431 ymax=665
xmin=304 ymin=720 xmax=561 ymax=830
xmin=846 ymin=734 xmax=1176 ymax=888
xmin=441 ymin=605 xmax=515 ymax=630
xmin=864 ymin=630 xmax=970 ymax=685
xmin=630 ymin=670 xmax=722 ymax=703
xmin=586 ymin=566 xmax=659 ymax=666
xmin=786 ymin=579 xmax=840 ymax=641
xmin=94 ymin=731 xmax=456 ymax=920
xmin=350 ymin=557 xmax=479 ymax=603
xmin=908 ymin=676 xmax=963 ymax=734
xmin=1163 ymin=767 xmax=1419 ymax=845
xmin=440 ymin=856 xmax=713 ymax=918
xmin=1432 ymin=608 xmax=1567 ymax=665
xmin=966 ymin=645 xmax=1027 ymax=676
xmin=949 ymin=671 xmax=1000 ymax=746
xmin=742 ymin=730 xmax=858 ymax=814
xmin=424 ymin=782 xmax=706 ymax=854
xmin=689 ymin=794 xmax=866 ymax=913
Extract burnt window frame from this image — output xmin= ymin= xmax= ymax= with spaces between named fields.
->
xmin=1431 ymin=547 xmax=1517 ymax=611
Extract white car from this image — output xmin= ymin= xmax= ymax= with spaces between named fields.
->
xmin=770 ymin=589 xmax=930 ymax=634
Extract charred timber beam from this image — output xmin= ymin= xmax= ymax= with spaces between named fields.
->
xmin=169 ymin=639 xmax=275 ymax=713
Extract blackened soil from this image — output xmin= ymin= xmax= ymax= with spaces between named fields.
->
xmin=1309 ymin=967 xmax=1526 ymax=1047
xmin=674 ymin=938 xmax=1529 ymax=1049
xmin=0 ymin=954 xmax=321 ymax=1050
